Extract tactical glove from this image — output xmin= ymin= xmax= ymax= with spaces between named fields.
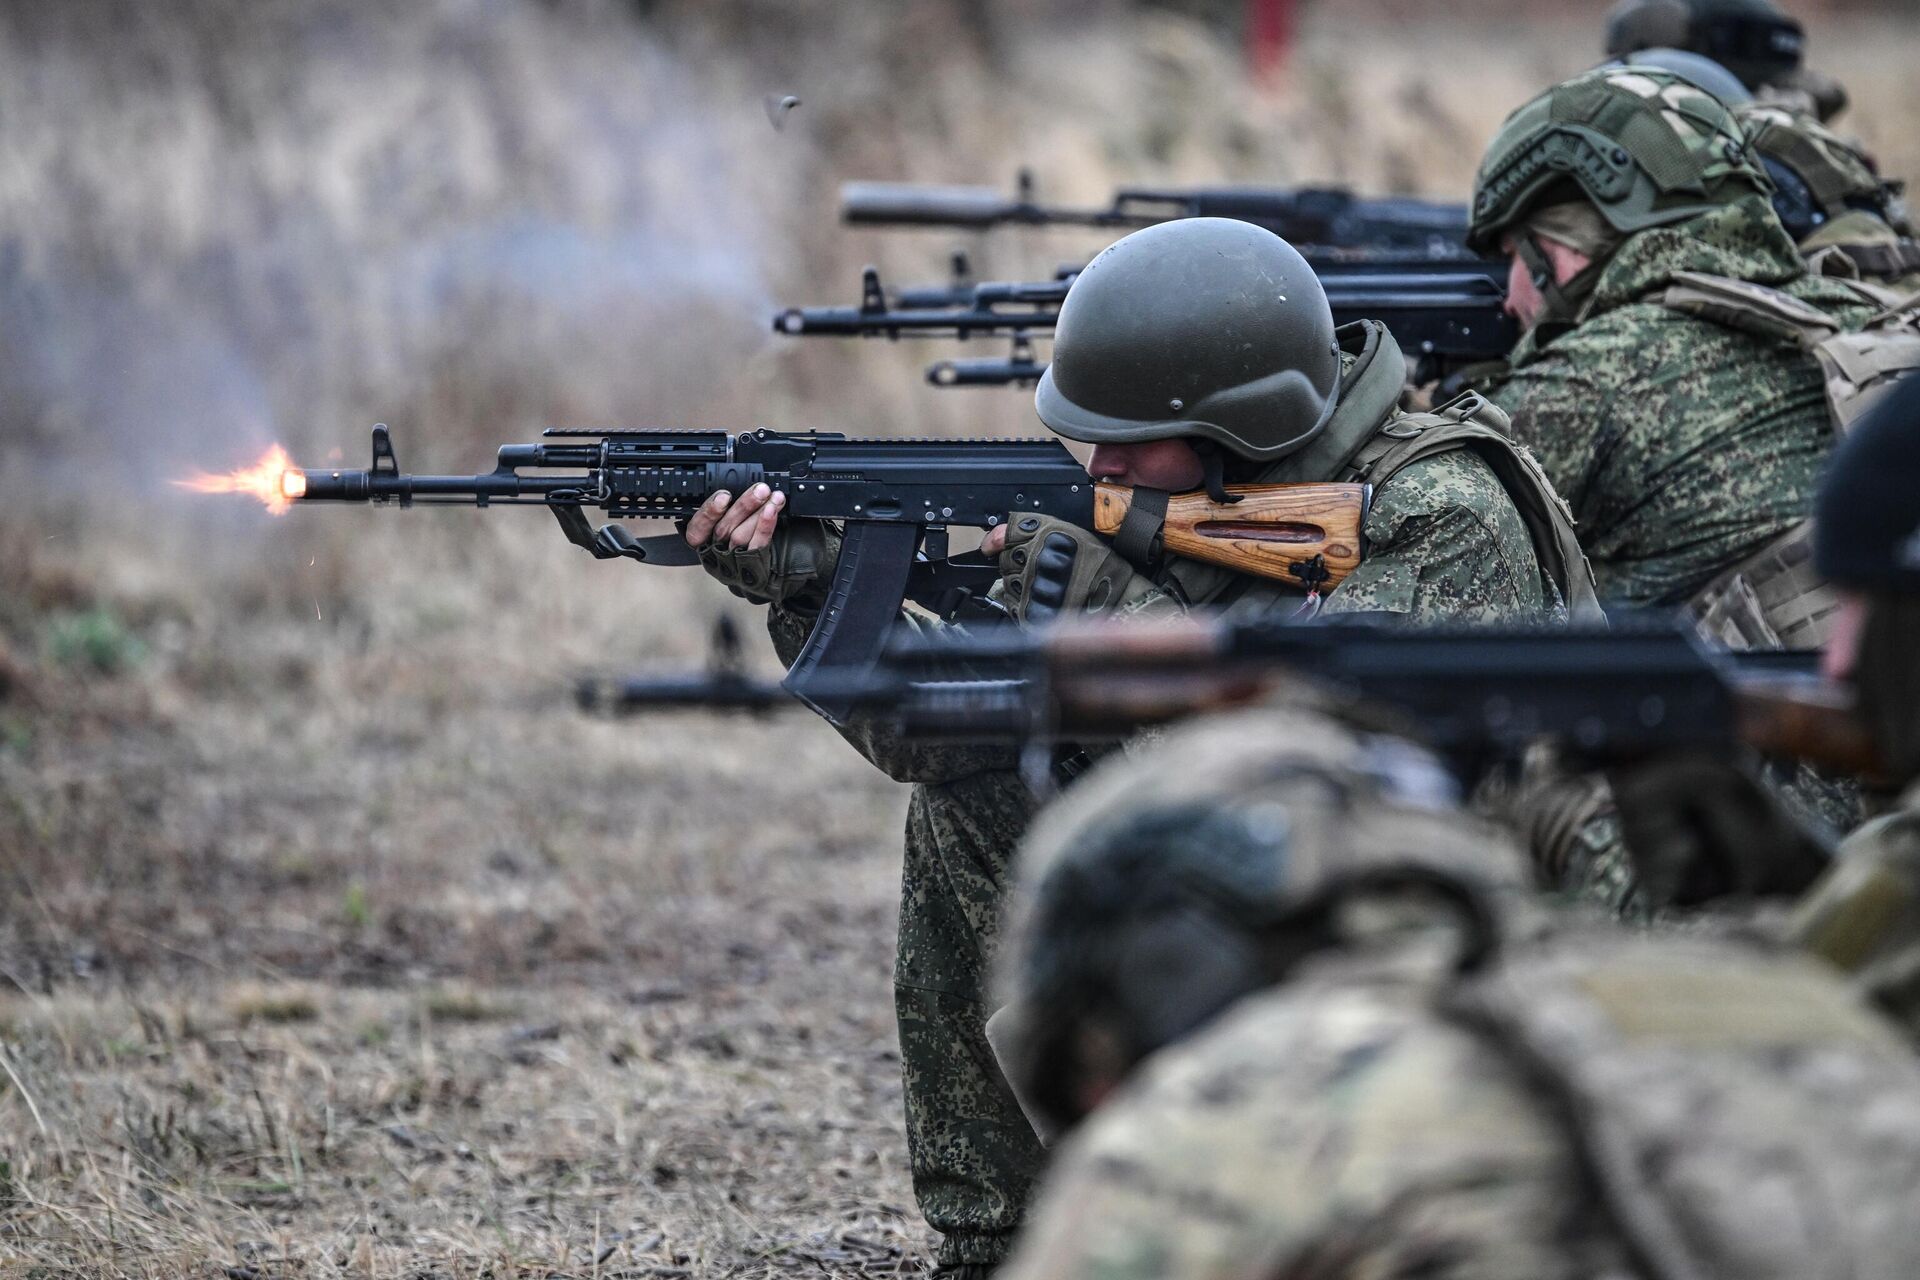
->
xmin=996 ymin=515 xmax=1170 ymax=625
xmin=1610 ymin=751 xmax=1832 ymax=910
xmin=698 ymin=521 xmax=841 ymax=609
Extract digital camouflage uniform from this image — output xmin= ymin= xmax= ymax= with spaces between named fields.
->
xmin=1489 ymin=192 xmax=1874 ymax=609
xmin=1495 ymin=201 xmax=1878 ymax=914
xmin=1465 ymin=68 xmax=1881 ymax=914
xmin=750 ymin=318 xmax=1574 ymax=1267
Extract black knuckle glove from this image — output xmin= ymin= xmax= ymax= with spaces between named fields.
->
xmin=699 ymin=522 xmax=841 ymax=608
xmin=997 ymin=515 xmax=1164 ymax=624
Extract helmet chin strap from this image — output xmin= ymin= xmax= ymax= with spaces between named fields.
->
xmin=1192 ymin=441 xmax=1245 ymax=506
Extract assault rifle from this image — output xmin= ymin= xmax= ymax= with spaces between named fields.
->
xmin=580 ymin=613 xmax=1882 ymax=781
xmin=775 ymin=263 xmax=1518 ymax=388
xmin=268 ymin=426 xmax=1367 ymax=721
xmin=840 ymin=169 xmax=1478 ymax=259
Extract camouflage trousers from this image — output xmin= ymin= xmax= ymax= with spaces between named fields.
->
xmin=763 ymin=605 xmax=1049 ymax=1263
xmin=897 ymin=768 xmax=1049 ymax=1268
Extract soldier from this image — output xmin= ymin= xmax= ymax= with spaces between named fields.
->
xmin=1603 ymin=0 xmax=1847 ymax=122
xmin=683 ymin=217 xmax=1593 ymax=1274
xmin=1782 ymin=374 xmax=1920 ymax=1023
xmin=1471 ymin=64 xmax=1877 ymax=616
xmin=1467 ymin=64 xmax=1903 ymax=909
xmin=1601 ymin=47 xmax=1919 ymax=289
xmin=991 ymin=702 xmax=1920 ymax=1280
xmin=1740 ymin=101 xmax=1920 ymax=291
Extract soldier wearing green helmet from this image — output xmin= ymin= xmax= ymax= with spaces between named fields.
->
xmin=1604 ymin=0 xmax=1847 ymax=122
xmin=1605 ymin=36 xmax=1920 ymax=289
xmin=680 ymin=215 xmax=1594 ymax=1273
xmin=1596 ymin=43 xmax=1917 ymax=287
xmin=1740 ymin=103 xmax=1920 ymax=290
xmin=1010 ymin=216 xmax=1596 ymax=628
xmin=1467 ymin=65 xmax=1889 ymax=916
xmin=1471 ymin=65 xmax=1877 ymax=616
xmin=990 ymin=702 xmax=1920 ymax=1280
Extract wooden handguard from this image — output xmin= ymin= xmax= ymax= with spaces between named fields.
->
xmin=1093 ymin=482 xmax=1369 ymax=592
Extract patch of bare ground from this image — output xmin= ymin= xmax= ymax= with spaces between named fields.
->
xmin=0 ymin=517 xmax=921 ymax=1277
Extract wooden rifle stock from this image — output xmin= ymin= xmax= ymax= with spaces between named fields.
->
xmin=1731 ymin=673 xmax=1886 ymax=781
xmin=1094 ymin=482 xmax=1368 ymax=591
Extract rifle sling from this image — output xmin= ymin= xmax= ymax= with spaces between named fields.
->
xmin=1113 ymin=486 xmax=1170 ymax=572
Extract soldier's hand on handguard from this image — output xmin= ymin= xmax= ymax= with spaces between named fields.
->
xmin=1609 ymin=751 xmax=1831 ymax=911
xmin=684 ymin=484 xmax=839 ymax=608
xmin=985 ymin=514 xmax=1167 ymax=624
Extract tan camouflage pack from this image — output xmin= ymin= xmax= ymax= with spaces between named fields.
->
xmin=1445 ymin=924 xmax=1920 ymax=1279
xmin=1662 ymin=271 xmax=1920 ymax=647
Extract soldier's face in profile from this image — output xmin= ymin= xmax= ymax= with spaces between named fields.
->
xmin=1504 ymin=246 xmax=1546 ymax=329
xmin=1087 ymin=439 xmax=1208 ymax=492
xmin=1500 ymin=233 xmax=1593 ymax=331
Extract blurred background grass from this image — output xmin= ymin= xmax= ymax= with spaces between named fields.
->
xmin=0 ymin=1 xmax=1914 ymax=1274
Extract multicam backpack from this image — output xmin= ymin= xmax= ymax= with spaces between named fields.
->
xmin=1445 ymin=923 xmax=1920 ymax=1280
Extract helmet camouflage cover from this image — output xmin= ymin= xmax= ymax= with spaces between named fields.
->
xmin=1469 ymin=65 xmax=1771 ymax=254
xmin=1033 ymin=218 xmax=1342 ymax=463
xmin=1739 ymin=102 xmax=1910 ymax=236
xmin=993 ymin=705 xmax=1531 ymax=1136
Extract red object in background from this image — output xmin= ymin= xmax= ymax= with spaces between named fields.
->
xmin=1248 ymin=0 xmax=1296 ymax=81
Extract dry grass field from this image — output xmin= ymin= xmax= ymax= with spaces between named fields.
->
xmin=2 ymin=2 xmax=1916 ymax=1275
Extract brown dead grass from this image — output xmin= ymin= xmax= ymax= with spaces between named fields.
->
xmin=1 ymin=2 xmax=1916 ymax=1275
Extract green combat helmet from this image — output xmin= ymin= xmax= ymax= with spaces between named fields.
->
xmin=990 ymin=707 xmax=1529 ymax=1139
xmin=1604 ymin=0 xmax=1805 ymax=94
xmin=1739 ymin=102 xmax=1914 ymax=247
xmin=1467 ymin=65 xmax=1770 ymax=256
xmin=1034 ymin=218 xmax=1342 ymax=464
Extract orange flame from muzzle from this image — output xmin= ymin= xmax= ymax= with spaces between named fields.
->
xmin=175 ymin=444 xmax=306 ymax=515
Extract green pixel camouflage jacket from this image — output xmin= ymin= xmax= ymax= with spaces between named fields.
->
xmin=1490 ymin=193 xmax=1876 ymax=608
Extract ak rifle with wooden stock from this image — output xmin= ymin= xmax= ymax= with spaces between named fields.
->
xmin=273 ymin=425 xmax=1367 ymax=721
xmin=774 ymin=262 xmax=1518 ymax=389
xmin=581 ymin=615 xmax=1883 ymax=783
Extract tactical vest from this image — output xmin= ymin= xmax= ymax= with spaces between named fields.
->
xmin=1164 ymin=369 xmax=1602 ymax=624
xmin=1444 ymin=925 xmax=1920 ymax=1280
xmin=1340 ymin=390 xmax=1604 ymax=625
xmin=1805 ymin=227 xmax=1920 ymax=291
xmin=1660 ymin=271 xmax=1920 ymax=649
